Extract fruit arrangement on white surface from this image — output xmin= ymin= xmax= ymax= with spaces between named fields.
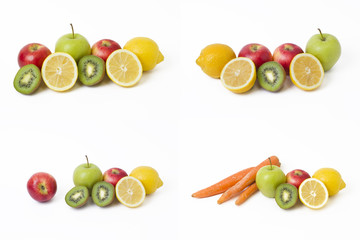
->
xmin=196 ymin=28 xmax=341 ymax=93
xmin=14 ymin=24 xmax=164 ymax=94
xmin=27 ymin=156 xmax=163 ymax=209
xmin=192 ymin=156 xmax=346 ymax=210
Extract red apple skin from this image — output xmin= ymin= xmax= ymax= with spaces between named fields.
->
xmin=273 ymin=43 xmax=304 ymax=74
xmin=18 ymin=43 xmax=52 ymax=69
xmin=238 ymin=43 xmax=272 ymax=69
xmin=286 ymin=169 xmax=310 ymax=189
xmin=27 ymin=172 xmax=57 ymax=202
xmin=103 ymin=168 xmax=128 ymax=187
xmin=91 ymin=39 xmax=121 ymax=62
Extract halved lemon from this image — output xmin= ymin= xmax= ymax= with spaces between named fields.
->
xmin=41 ymin=52 xmax=78 ymax=92
xmin=115 ymin=176 xmax=146 ymax=208
xmin=106 ymin=49 xmax=143 ymax=87
xmin=299 ymin=178 xmax=329 ymax=209
xmin=289 ymin=53 xmax=324 ymax=91
xmin=220 ymin=57 xmax=256 ymax=93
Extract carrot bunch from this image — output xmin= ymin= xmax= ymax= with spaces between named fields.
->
xmin=192 ymin=156 xmax=280 ymax=205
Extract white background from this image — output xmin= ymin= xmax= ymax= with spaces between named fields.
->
xmin=0 ymin=0 xmax=359 ymax=239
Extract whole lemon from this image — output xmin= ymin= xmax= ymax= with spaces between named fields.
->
xmin=124 ymin=37 xmax=164 ymax=71
xmin=313 ymin=168 xmax=346 ymax=196
xmin=130 ymin=166 xmax=163 ymax=195
xmin=196 ymin=43 xmax=236 ymax=79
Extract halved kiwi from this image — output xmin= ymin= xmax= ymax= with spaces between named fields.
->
xmin=78 ymin=55 xmax=105 ymax=86
xmin=275 ymin=183 xmax=298 ymax=209
xmin=91 ymin=181 xmax=115 ymax=207
xmin=65 ymin=186 xmax=89 ymax=208
xmin=257 ymin=61 xmax=286 ymax=92
xmin=14 ymin=64 xmax=42 ymax=94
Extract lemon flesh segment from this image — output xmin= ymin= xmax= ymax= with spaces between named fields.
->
xmin=41 ymin=52 xmax=78 ymax=92
xmin=106 ymin=49 xmax=143 ymax=87
xmin=220 ymin=57 xmax=256 ymax=93
xmin=299 ymin=178 xmax=329 ymax=210
xmin=115 ymin=176 xmax=146 ymax=208
xmin=290 ymin=53 xmax=324 ymax=91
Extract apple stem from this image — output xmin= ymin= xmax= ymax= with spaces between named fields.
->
xmin=85 ymin=155 xmax=89 ymax=168
xmin=318 ymin=28 xmax=325 ymax=41
xmin=70 ymin=23 xmax=74 ymax=39
xmin=269 ymin=157 xmax=273 ymax=170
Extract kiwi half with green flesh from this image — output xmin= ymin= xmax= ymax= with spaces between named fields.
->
xmin=14 ymin=64 xmax=42 ymax=94
xmin=257 ymin=61 xmax=285 ymax=92
xmin=91 ymin=181 xmax=115 ymax=207
xmin=78 ymin=55 xmax=105 ymax=86
xmin=65 ymin=186 xmax=89 ymax=208
xmin=275 ymin=183 xmax=298 ymax=209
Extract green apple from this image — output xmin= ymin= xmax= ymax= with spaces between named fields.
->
xmin=305 ymin=28 xmax=341 ymax=71
xmin=55 ymin=24 xmax=91 ymax=62
xmin=256 ymin=164 xmax=286 ymax=198
xmin=73 ymin=156 xmax=103 ymax=193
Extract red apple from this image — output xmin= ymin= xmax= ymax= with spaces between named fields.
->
xmin=238 ymin=43 xmax=272 ymax=69
xmin=18 ymin=43 xmax=52 ymax=69
xmin=273 ymin=43 xmax=304 ymax=74
xmin=103 ymin=168 xmax=128 ymax=187
xmin=91 ymin=39 xmax=121 ymax=62
xmin=27 ymin=172 xmax=57 ymax=202
xmin=286 ymin=169 xmax=310 ymax=189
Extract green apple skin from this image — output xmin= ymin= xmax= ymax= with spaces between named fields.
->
xmin=256 ymin=165 xmax=286 ymax=198
xmin=305 ymin=33 xmax=341 ymax=71
xmin=55 ymin=33 xmax=91 ymax=62
xmin=73 ymin=163 xmax=103 ymax=193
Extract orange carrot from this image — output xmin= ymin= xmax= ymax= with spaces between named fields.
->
xmin=192 ymin=167 xmax=254 ymax=198
xmin=217 ymin=156 xmax=280 ymax=204
xmin=235 ymin=182 xmax=258 ymax=205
